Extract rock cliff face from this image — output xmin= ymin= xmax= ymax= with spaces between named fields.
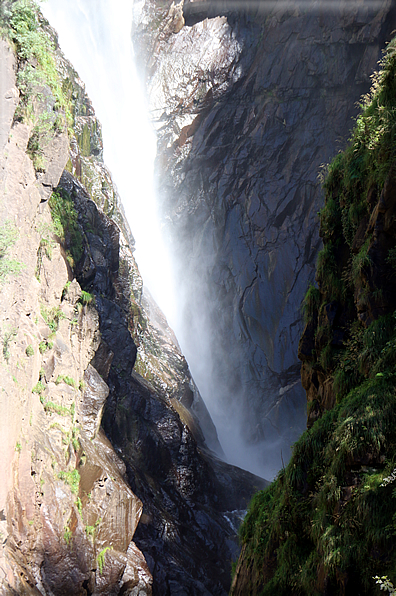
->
xmin=231 ymin=33 xmax=396 ymax=596
xmin=133 ymin=0 xmax=396 ymax=475
xmin=0 ymin=3 xmax=265 ymax=595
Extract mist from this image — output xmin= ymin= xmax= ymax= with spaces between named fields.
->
xmin=39 ymin=0 xmax=375 ymax=481
xmin=41 ymin=0 xmax=177 ymax=326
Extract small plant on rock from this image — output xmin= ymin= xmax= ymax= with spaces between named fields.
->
xmin=40 ymin=305 xmax=65 ymax=332
xmin=32 ymin=380 xmax=45 ymax=394
xmin=58 ymin=469 xmax=80 ymax=495
xmin=3 ymin=327 xmax=17 ymax=362
xmin=97 ymin=546 xmax=113 ymax=575
xmin=79 ymin=290 xmax=95 ymax=306
xmin=374 ymin=576 xmax=396 ymax=595
xmin=63 ymin=524 xmax=72 ymax=546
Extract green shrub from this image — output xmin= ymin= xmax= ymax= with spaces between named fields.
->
xmin=38 ymin=340 xmax=47 ymax=354
xmin=40 ymin=305 xmax=65 ymax=332
xmin=55 ymin=375 xmax=77 ymax=389
xmin=3 ymin=327 xmax=17 ymax=362
xmin=58 ymin=469 xmax=80 ymax=495
xmin=302 ymin=284 xmax=321 ymax=324
xmin=25 ymin=344 xmax=34 ymax=357
xmin=49 ymin=189 xmax=83 ymax=266
xmin=79 ymin=290 xmax=95 ymax=306
xmin=387 ymin=247 xmax=396 ymax=270
xmin=350 ymin=238 xmax=371 ymax=285
xmin=35 ymin=236 xmax=53 ymax=280
xmin=32 ymin=380 xmax=45 ymax=394
xmin=43 ymin=401 xmax=70 ymax=416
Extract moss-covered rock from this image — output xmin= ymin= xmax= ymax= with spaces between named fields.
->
xmin=232 ymin=37 xmax=396 ymax=596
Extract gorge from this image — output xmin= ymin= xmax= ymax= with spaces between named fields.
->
xmin=2 ymin=0 xmax=396 ymax=595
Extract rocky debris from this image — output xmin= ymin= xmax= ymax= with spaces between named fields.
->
xmin=133 ymin=0 xmax=396 ymax=473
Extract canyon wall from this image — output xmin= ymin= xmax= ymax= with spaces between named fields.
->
xmin=133 ymin=0 xmax=396 ymax=476
xmin=0 ymin=3 xmax=264 ymax=595
xmin=231 ymin=34 xmax=396 ymax=594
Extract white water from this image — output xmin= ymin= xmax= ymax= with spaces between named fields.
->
xmin=40 ymin=0 xmax=274 ymax=479
xmin=41 ymin=0 xmax=177 ymax=326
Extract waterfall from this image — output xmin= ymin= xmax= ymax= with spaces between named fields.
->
xmin=41 ymin=0 xmax=275 ymax=479
xmin=41 ymin=0 xmax=177 ymax=326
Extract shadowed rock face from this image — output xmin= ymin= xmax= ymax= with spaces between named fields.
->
xmin=0 ymin=10 xmax=266 ymax=595
xmin=59 ymin=170 xmax=267 ymax=596
xmin=133 ymin=0 xmax=396 ymax=475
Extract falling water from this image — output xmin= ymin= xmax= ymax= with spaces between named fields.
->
xmin=41 ymin=0 xmax=177 ymax=325
xmin=41 ymin=0 xmax=275 ymax=479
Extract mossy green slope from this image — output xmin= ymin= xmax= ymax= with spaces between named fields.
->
xmin=232 ymin=38 xmax=396 ymax=596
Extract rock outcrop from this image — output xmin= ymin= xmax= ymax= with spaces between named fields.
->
xmin=0 ymin=30 xmax=152 ymax=596
xmin=133 ymin=0 xmax=396 ymax=475
xmin=231 ymin=34 xmax=396 ymax=596
xmin=0 ymin=3 xmax=266 ymax=595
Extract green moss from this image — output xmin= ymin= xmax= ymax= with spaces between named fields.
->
xmin=239 ymin=37 xmax=396 ymax=594
xmin=49 ymin=188 xmax=83 ymax=267
xmin=97 ymin=546 xmax=112 ymax=575
xmin=58 ymin=469 xmax=80 ymax=496
xmin=78 ymin=123 xmax=91 ymax=157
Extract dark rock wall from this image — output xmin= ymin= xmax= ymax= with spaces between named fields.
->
xmin=133 ymin=0 xmax=396 ymax=475
xmin=230 ymin=35 xmax=396 ymax=595
xmin=61 ymin=170 xmax=267 ymax=596
xmin=0 ymin=4 xmax=266 ymax=595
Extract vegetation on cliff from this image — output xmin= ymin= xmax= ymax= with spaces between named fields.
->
xmin=232 ymin=38 xmax=396 ymax=595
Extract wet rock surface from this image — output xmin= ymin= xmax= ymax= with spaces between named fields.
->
xmin=133 ymin=0 xmax=396 ymax=473
xmin=0 ymin=12 xmax=267 ymax=596
xmin=58 ymin=170 xmax=267 ymax=596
